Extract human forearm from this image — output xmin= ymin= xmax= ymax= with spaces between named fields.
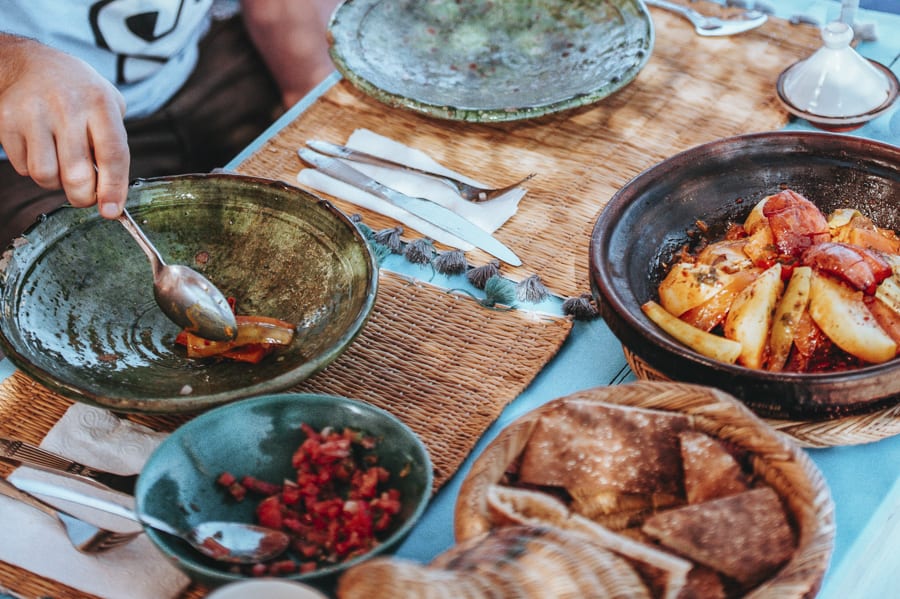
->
xmin=240 ymin=0 xmax=339 ymax=108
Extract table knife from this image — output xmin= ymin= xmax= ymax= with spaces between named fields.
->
xmin=0 ymin=436 xmax=137 ymax=495
xmin=298 ymin=148 xmax=523 ymax=266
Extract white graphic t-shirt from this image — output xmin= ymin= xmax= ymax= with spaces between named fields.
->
xmin=2 ymin=0 xmax=214 ymax=118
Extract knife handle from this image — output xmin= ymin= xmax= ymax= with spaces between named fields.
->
xmin=299 ymin=148 xmax=396 ymax=202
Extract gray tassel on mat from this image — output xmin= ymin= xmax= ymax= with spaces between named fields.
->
xmin=374 ymin=226 xmax=404 ymax=253
xmin=404 ymin=238 xmax=435 ymax=265
xmin=467 ymin=260 xmax=501 ymax=289
xmin=563 ymin=293 xmax=600 ymax=320
xmin=434 ymin=249 xmax=468 ymax=275
xmin=516 ymin=274 xmax=549 ymax=303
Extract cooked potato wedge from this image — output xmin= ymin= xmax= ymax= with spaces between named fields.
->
xmin=658 ymin=263 xmax=734 ymax=317
xmin=768 ymin=266 xmax=812 ymax=371
xmin=743 ymin=195 xmax=771 ymax=234
xmin=809 ymin=273 xmax=897 ymax=364
xmin=876 ymin=276 xmax=900 ymax=316
xmin=884 ymin=254 xmax=900 ymax=275
xmin=827 ymin=208 xmax=860 ymax=232
xmin=681 ymin=269 xmax=760 ymax=332
xmin=741 ymin=225 xmax=776 ymax=267
xmin=642 ymin=301 xmax=742 ymax=364
xmin=723 ymin=264 xmax=784 ymax=369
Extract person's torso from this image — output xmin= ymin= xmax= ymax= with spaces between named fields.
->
xmin=1 ymin=0 xmax=214 ymax=117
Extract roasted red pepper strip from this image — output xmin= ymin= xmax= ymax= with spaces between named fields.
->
xmin=175 ymin=315 xmax=295 ymax=362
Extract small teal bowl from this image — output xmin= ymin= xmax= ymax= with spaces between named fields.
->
xmin=135 ymin=393 xmax=433 ymax=589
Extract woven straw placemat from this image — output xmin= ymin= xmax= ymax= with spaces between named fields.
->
xmin=234 ymin=4 xmax=900 ymax=448
xmin=0 ymin=270 xmax=572 ymax=599
xmin=235 ymin=1 xmax=823 ymax=299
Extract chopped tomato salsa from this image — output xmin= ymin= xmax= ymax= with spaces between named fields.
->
xmin=217 ymin=423 xmax=405 ymax=575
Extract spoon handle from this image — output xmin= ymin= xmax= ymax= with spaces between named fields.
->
xmin=9 ymin=476 xmax=181 ymax=537
xmin=117 ymin=209 xmax=167 ymax=274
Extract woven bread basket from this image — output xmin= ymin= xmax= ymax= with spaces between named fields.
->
xmin=454 ymin=380 xmax=835 ymax=598
xmin=623 ymin=347 xmax=900 ymax=448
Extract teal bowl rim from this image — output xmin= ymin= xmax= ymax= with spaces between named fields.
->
xmin=134 ymin=392 xmax=434 ymax=586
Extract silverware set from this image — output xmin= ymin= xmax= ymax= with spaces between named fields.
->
xmin=0 ymin=436 xmax=140 ymax=554
xmin=299 ymin=142 xmax=526 ymax=266
xmin=306 ymin=140 xmax=535 ymax=203
xmin=0 ymin=436 xmax=138 ymax=494
xmin=644 ymin=0 xmax=768 ymax=36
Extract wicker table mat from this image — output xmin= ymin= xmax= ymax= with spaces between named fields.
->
xmin=623 ymin=348 xmax=900 ymax=447
xmin=0 ymin=270 xmax=572 ymax=599
xmin=235 ymin=1 xmax=824 ymax=299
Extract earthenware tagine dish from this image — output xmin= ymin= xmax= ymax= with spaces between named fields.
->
xmin=590 ymin=131 xmax=900 ymax=420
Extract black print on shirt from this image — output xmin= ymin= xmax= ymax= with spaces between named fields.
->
xmin=88 ymin=0 xmax=212 ymax=84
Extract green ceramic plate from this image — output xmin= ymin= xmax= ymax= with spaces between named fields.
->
xmin=328 ymin=0 xmax=654 ymax=122
xmin=136 ymin=393 xmax=433 ymax=588
xmin=0 ymin=174 xmax=378 ymax=413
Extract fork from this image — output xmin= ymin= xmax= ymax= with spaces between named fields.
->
xmin=0 ymin=436 xmax=137 ymax=495
xmin=0 ymin=476 xmax=140 ymax=553
xmin=304 ymin=140 xmax=536 ymax=203
xmin=644 ymin=0 xmax=768 ymax=36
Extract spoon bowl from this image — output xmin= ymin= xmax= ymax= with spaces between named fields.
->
xmin=118 ymin=209 xmax=237 ymax=342
xmin=10 ymin=477 xmax=289 ymax=564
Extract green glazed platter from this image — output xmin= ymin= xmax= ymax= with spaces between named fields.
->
xmin=328 ymin=0 xmax=654 ymax=122
xmin=0 ymin=174 xmax=378 ymax=413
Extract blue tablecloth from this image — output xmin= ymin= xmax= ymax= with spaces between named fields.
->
xmin=231 ymin=1 xmax=900 ymax=596
xmin=2 ymin=1 xmax=897 ymax=597
xmin=363 ymin=3 xmax=900 ymax=597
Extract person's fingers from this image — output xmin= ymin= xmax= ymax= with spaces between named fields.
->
xmin=23 ymin=127 xmax=62 ymax=190
xmin=0 ymin=132 xmax=30 ymax=177
xmin=89 ymin=107 xmax=130 ymax=219
xmin=55 ymin=126 xmax=97 ymax=208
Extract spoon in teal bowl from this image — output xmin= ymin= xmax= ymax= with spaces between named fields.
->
xmin=11 ymin=477 xmax=289 ymax=564
xmin=117 ymin=208 xmax=237 ymax=341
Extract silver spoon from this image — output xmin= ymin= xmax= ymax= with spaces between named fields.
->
xmin=12 ymin=477 xmax=290 ymax=564
xmin=117 ymin=209 xmax=237 ymax=341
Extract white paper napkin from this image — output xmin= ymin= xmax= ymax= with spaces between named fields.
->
xmin=297 ymin=128 xmax=525 ymax=250
xmin=0 ymin=403 xmax=190 ymax=599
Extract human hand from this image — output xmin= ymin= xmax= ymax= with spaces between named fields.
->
xmin=0 ymin=35 xmax=130 ymax=219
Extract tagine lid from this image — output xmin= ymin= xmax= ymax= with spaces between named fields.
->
xmin=777 ymin=21 xmax=898 ymax=124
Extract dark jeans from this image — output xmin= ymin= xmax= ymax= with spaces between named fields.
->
xmin=0 ymin=15 xmax=284 ymax=249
